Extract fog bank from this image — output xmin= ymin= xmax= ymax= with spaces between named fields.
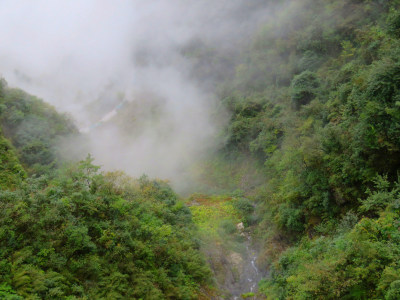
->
xmin=0 ymin=0 xmax=273 ymax=192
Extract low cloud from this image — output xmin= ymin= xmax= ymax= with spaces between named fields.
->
xmin=0 ymin=0 xmax=273 ymax=192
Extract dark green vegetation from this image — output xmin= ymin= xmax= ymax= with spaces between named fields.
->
xmin=0 ymin=86 xmax=211 ymax=299
xmin=207 ymin=0 xmax=400 ymax=298
xmin=0 ymin=127 xmax=26 ymax=190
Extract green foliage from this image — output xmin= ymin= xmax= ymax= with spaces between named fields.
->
xmin=260 ymin=177 xmax=400 ymax=299
xmin=0 ymin=283 xmax=23 ymax=300
xmin=386 ymin=280 xmax=400 ymax=300
xmin=241 ymin=292 xmax=255 ymax=299
xmin=0 ymin=80 xmax=76 ymax=174
xmin=0 ymin=157 xmax=211 ymax=299
xmin=219 ymin=0 xmax=400 ymax=229
xmin=359 ymin=175 xmax=400 ymax=215
xmin=215 ymin=0 xmax=400 ymax=297
xmin=0 ymin=130 xmax=26 ymax=189
xmin=290 ymin=71 xmax=320 ymax=109
xmin=2 ymin=0 xmax=400 ymax=297
xmin=220 ymin=219 xmax=237 ymax=235
xmin=189 ymin=195 xmax=241 ymax=238
xmin=297 ymin=50 xmax=325 ymax=72
xmin=387 ymin=10 xmax=400 ymax=38
xmin=233 ymin=198 xmax=254 ymax=215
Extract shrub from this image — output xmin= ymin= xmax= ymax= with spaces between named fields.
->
xmin=387 ymin=10 xmax=400 ymax=38
xmin=233 ymin=198 xmax=254 ymax=215
xmin=386 ymin=280 xmax=400 ymax=300
xmin=290 ymin=71 xmax=319 ymax=109
xmin=220 ymin=219 xmax=237 ymax=235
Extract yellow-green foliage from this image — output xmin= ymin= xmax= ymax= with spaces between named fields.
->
xmin=189 ymin=195 xmax=241 ymax=237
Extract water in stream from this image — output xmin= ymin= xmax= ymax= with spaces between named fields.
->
xmin=233 ymin=234 xmax=263 ymax=299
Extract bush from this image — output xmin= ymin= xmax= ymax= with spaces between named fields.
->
xmin=386 ymin=280 xmax=400 ymax=300
xmin=297 ymin=51 xmax=324 ymax=71
xmin=366 ymin=60 xmax=400 ymax=103
xmin=290 ymin=71 xmax=319 ymax=109
xmin=220 ymin=219 xmax=237 ymax=235
xmin=233 ymin=198 xmax=254 ymax=215
xmin=387 ymin=10 xmax=400 ymax=38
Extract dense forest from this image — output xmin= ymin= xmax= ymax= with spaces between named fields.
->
xmin=208 ymin=0 xmax=400 ymax=298
xmin=2 ymin=0 xmax=400 ymax=299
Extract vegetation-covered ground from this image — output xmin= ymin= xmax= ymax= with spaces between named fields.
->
xmin=4 ymin=0 xmax=400 ymax=299
xmin=198 ymin=0 xmax=400 ymax=298
xmin=0 ymin=83 xmax=211 ymax=299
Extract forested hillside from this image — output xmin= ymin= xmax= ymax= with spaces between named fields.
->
xmin=3 ymin=0 xmax=400 ymax=299
xmin=0 ymin=84 xmax=211 ymax=299
xmin=209 ymin=0 xmax=400 ymax=298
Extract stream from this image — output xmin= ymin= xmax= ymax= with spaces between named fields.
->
xmin=187 ymin=194 xmax=267 ymax=299
xmin=231 ymin=232 xmax=264 ymax=299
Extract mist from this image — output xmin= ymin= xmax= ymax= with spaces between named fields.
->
xmin=0 ymin=0 xmax=274 ymax=193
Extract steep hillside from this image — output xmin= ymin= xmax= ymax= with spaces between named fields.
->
xmin=0 ymin=129 xmax=26 ymax=190
xmin=3 ymin=0 xmax=400 ymax=299
xmin=0 ymin=156 xmax=212 ymax=299
xmin=0 ymin=86 xmax=212 ymax=299
xmin=210 ymin=0 xmax=400 ymax=298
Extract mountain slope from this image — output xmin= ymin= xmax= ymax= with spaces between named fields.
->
xmin=208 ymin=0 xmax=400 ymax=298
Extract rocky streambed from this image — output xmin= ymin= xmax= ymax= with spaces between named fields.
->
xmin=231 ymin=225 xmax=265 ymax=299
xmin=189 ymin=196 xmax=267 ymax=299
xmin=204 ymin=223 xmax=266 ymax=299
